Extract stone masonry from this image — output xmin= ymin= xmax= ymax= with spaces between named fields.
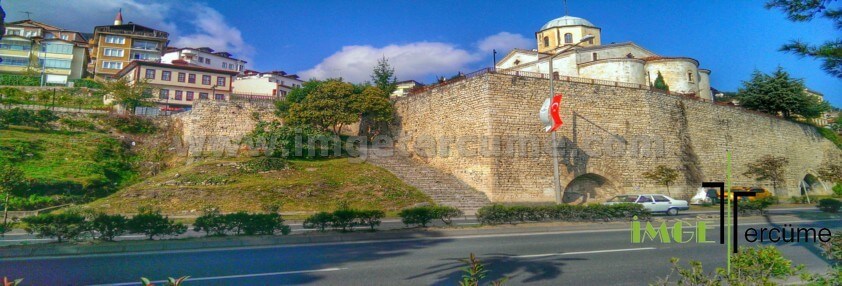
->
xmin=172 ymin=98 xmax=277 ymax=158
xmin=393 ymin=72 xmax=841 ymax=203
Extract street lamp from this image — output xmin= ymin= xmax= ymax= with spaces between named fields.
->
xmin=548 ymin=34 xmax=594 ymax=204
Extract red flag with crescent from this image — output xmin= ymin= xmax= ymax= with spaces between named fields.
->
xmin=548 ymin=93 xmax=563 ymax=132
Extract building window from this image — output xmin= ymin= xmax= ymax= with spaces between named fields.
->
xmin=198 ymin=56 xmax=204 ymax=63
xmin=162 ymin=71 xmax=172 ymax=81
xmin=238 ymin=65 xmax=244 ymax=71
xmin=186 ymin=91 xmax=194 ymax=101
xmin=513 ymin=59 xmax=520 ymax=65
xmin=60 ymin=34 xmax=69 ymax=40
xmin=217 ymin=77 xmax=226 ymax=87
xmin=0 ymin=57 xmax=29 ymax=67
xmin=131 ymin=40 xmax=158 ymax=51
xmin=177 ymin=72 xmax=186 ymax=82
xmin=280 ymin=90 xmax=287 ymax=96
xmin=688 ymin=72 xmax=694 ymax=82
xmin=174 ymin=90 xmax=183 ymax=100
xmin=202 ymin=75 xmax=211 ymax=85
xmin=592 ymin=53 xmax=598 ymax=61
xmin=188 ymin=74 xmax=196 ymax=84
xmin=41 ymin=43 xmax=73 ymax=54
xmin=103 ymin=48 xmax=124 ymax=57
xmin=0 ymin=40 xmax=32 ymax=51
xmin=564 ymin=33 xmax=573 ymax=44
xmin=205 ymin=58 xmax=210 ymax=64
xmin=101 ymin=61 xmax=123 ymax=69
xmin=214 ymin=94 xmax=225 ymax=100
xmin=145 ymin=69 xmax=156 ymax=79
xmin=159 ymin=89 xmax=169 ymax=100
xmin=199 ymin=92 xmax=209 ymax=100
xmin=588 ymin=37 xmax=594 ymax=44
xmin=543 ymin=36 xmax=549 ymax=47
xmin=104 ymin=35 xmax=125 ymax=44
xmin=222 ymin=62 xmax=228 ymax=69
xmin=39 ymin=59 xmax=72 ymax=69
xmin=131 ymin=52 xmax=159 ymax=61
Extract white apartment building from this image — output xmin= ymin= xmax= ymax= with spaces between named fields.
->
xmin=232 ymin=70 xmax=303 ymax=98
xmin=161 ymin=47 xmax=246 ymax=74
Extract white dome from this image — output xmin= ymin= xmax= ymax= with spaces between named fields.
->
xmin=540 ymin=15 xmax=596 ymax=30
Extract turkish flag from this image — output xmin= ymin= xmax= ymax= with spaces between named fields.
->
xmin=548 ymin=93 xmax=563 ymax=132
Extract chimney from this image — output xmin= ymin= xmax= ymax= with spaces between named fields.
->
xmin=114 ymin=9 xmax=123 ymax=25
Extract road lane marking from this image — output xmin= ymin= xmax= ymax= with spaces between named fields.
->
xmin=514 ymin=247 xmax=656 ymax=258
xmin=89 ymin=267 xmax=347 ymax=286
xmin=6 ymin=218 xmax=839 ymax=261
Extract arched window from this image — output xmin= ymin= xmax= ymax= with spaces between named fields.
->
xmin=688 ymin=72 xmax=694 ymax=82
xmin=564 ymin=33 xmax=573 ymax=44
xmin=543 ymin=36 xmax=549 ymax=47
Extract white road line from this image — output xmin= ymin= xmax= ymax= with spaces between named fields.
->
xmin=514 ymin=247 xmax=656 ymax=258
xmin=0 ymin=238 xmax=52 ymax=242
xmin=89 ymin=267 xmax=347 ymax=286
xmin=6 ymin=218 xmax=838 ymax=261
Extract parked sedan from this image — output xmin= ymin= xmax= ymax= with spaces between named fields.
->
xmin=604 ymin=194 xmax=690 ymax=215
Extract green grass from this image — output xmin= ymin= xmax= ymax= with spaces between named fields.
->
xmin=85 ymin=157 xmax=433 ymax=214
xmin=0 ymin=126 xmax=137 ymax=209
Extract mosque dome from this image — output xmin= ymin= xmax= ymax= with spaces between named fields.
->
xmin=540 ymin=15 xmax=596 ymax=30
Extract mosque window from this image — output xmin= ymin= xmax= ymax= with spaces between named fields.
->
xmin=564 ymin=33 xmax=573 ymax=44
xmin=592 ymin=53 xmax=598 ymax=61
xmin=688 ymin=72 xmax=694 ymax=82
xmin=514 ymin=59 xmax=521 ymax=65
xmin=543 ymin=36 xmax=549 ymax=47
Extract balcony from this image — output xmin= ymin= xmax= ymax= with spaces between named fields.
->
xmin=95 ymin=27 xmax=169 ymax=39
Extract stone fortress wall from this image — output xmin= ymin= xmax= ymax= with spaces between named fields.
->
xmin=171 ymin=98 xmax=278 ymax=158
xmin=393 ymin=72 xmax=840 ymax=203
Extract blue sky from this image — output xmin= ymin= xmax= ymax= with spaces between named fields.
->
xmin=6 ymin=0 xmax=840 ymax=106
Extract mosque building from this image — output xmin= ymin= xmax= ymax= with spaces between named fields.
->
xmin=495 ymin=15 xmax=713 ymax=100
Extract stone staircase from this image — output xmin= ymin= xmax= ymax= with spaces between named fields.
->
xmin=362 ymin=148 xmax=491 ymax=215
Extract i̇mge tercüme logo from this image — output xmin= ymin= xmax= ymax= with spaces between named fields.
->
xmin=630 ymin=183 xmax=833 ymax=251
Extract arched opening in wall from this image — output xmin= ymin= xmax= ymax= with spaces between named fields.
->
xmin=564 ymin=33 xmax=573 ymax=44
xmin=801 ymin=174 xmax=824 ymax=196
xmin=562 ymin=173 xmax=619 ymax=204
xmin=543 ymin=36 xmax=550 ymax=47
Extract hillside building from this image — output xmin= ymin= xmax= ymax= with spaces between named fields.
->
xmin=161 ymin=47 xmax=246 ymax=74
xmin=88 ymin=10 xmax=169 ymax=78
xmin=232 ymin=70 xmax=303 ymax=98
xmin=0 ymin=20 xmax=89 ymax=83
xmin=115 ymin=60 xmax=238 ymax=112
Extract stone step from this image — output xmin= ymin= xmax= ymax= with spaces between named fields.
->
xmin=362 ymin=147 xmax=490 ymax=214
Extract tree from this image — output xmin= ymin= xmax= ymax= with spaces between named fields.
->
xmin=818 ymin=161 xmax=842 ymax=184
xmin=766 ymin=0 xmax=842 ymax=79
xmin=371 ymin=56 xmax=397 ymax=97
xmin=286 ymin=80 xmax=360 ymax=133
xmin=0 ymin=164 xmax=25 ymax=234
xmin=22 ymin=212 xmax=87 ymax=243
xmin=101 ymin=77 xmax=154 ymax=114
xmin=353 ymin=86 xmax=395 ymax=140
xmin=642 ymin=165 xmax=680 ymax=197
xmin=90 ymin=213 xmax=128 ymax=241
xmin=127 ymin=207 xmax=187 ymax=240
xmin=743 ymin=155 xmax=790 ymax=194
xmin=736 ymin=67 xmax=831 ymax=119
xmin=652 ymin=71 xmax=669 ymax=92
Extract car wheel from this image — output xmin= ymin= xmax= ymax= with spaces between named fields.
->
xmin=666 ymin=208 xmax=678 ymax=216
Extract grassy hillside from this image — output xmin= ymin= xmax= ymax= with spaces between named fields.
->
xmin=0 ymin=126 xmax=136 ymax=209
xmin=85 ymin=157 xmax=433 ymax=214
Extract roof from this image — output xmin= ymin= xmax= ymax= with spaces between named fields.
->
xmin=164 ymin=47 xmax=246 ymax=63
xmin=540 ymin=15 xmax=597 ymax=30
xmin=93 ymin=23 xmax=169 ymax=38
xmin=115 ymin=60 xmax=240 ymax=78
xmin=396 ymin=80 xmax=424 ymax=86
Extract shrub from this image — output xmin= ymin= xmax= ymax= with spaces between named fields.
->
xmin=399 ymin=206 xmax=436 ymax=227
xmin=0 ymin=74 xmax=40 ymax=86
xmin=0 ymin=108 xmax=58 ymax=129
xmin=127 ymin=208 xmax=187 ymax=240
xmin=432 ymin=206 xmax=463 ymax=225
xmin=193 ymin=207 xmax=229 ymax=236
xmin=477 ymin=203 xmax=650 ymax=225
xmin=104 ymin=115 xmax=157 ymax=134
xmin=821 ymin=233 xmax=841 ymax=262
xmin=356 ymin=210 xmax=385 ymax=231
xmin=834 ymin=183 xmax=842 ymax=197
xmin=740 ymin=197 xmax=775 ymax=215
xmin=90 ymin=213 xmax=128 ymax=241
xmin=817 ymin=198 xmax=842 ymax=213
xmin=241 ymin=157 xmax=287 ymax=173
xmin=71 ymin=78 xmax=103 ymax=89
xmin=331 ymin=209 xmax=357 ymax=232
xmin=224 ymin=212 xmax=250 ymax=235
xmin=652 ymin=246 xmax=803 ymax=285
xmin=22 ymin=212 xmax=88 ymax=242
xmin=303 ymin=212 xmax=333 ymax=231
xmin=241 ymin=213 xmax=290 ymax=235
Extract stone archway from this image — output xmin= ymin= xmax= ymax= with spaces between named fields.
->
xmin=801 ymin=173 xmax=826 ymax=196
xmin=562 ymin=173 xmax=619 ymax=204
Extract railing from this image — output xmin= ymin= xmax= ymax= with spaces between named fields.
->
xmin=95 ymin=27 xmax=168 ymax=38
xmin=230 ymin=92 xmax=277 ymax=103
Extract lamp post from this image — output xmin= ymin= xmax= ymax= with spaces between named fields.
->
xmin=548 ymin=34 xmax=595 ymax=204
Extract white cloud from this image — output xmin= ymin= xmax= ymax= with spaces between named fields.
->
xmin=5 ymin=0 xmax=254 ymax=62
xmin=477 ymin=32 xmax=531 ymax=53
xmin=171 ymin=4 xmax=255 ymax=63
xmin=300 ymin=42 xmax=481 ymax=83
xmin=300 ymin=32 xmax=533 ymax=83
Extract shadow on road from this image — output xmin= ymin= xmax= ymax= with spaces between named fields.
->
xmin=406 ymin=252 xmax=586 ymax=284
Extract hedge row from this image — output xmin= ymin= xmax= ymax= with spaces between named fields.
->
xmin=398 ymin=205 xmax=463 ymax=227
xmin=303 ymin=209 xmax=385 ymax=232
xmin=817 ymin=198 xmax=841 ymax=213
xmin=0 ymin=74 xmax=40 ymax=86
xmin=22 ymin=209 xmax=186 ymax=242
xmin=476 ymin=203 xmax=651 ymax=225
xmin=193 ymin=208 xmax=291 ymax=236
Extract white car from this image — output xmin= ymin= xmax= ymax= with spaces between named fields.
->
xmin=604 ymin=194 xmax=690 ymax=215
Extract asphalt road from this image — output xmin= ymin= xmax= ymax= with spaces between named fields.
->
xmin=0 ymin=207 xmax=821 ymax=246
xmin=1 ymin=214 xmax=839 ymax=285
